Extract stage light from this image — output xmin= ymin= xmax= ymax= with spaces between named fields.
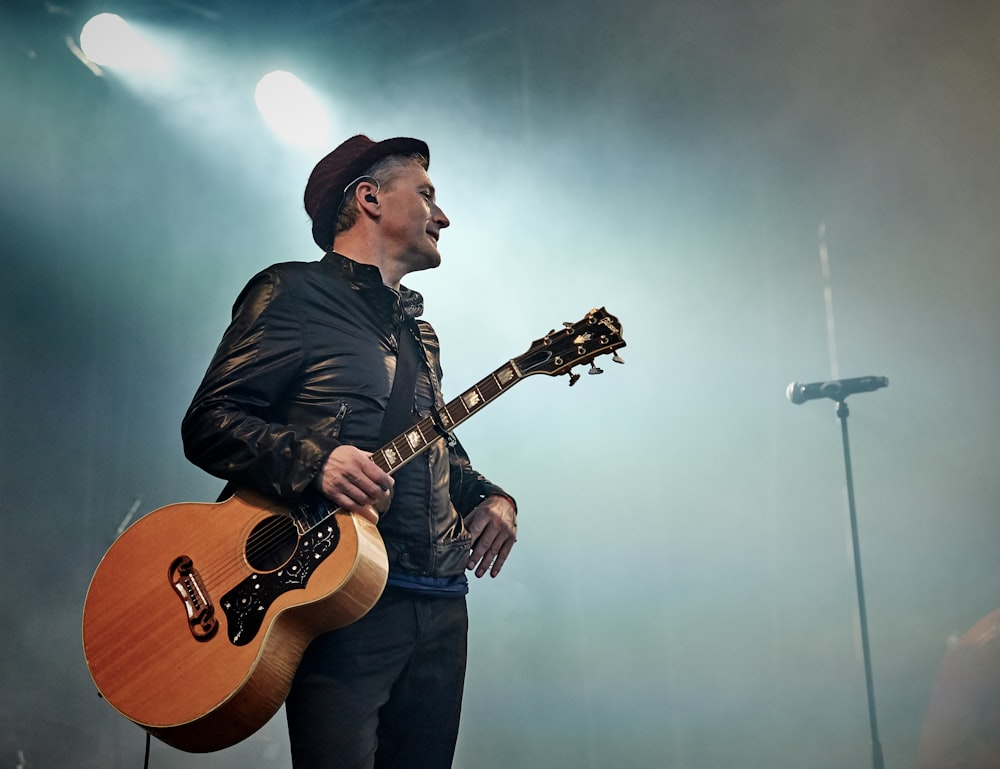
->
xmin=78 ymin=13 xmax=169 ymax=72
xmin=254 ymin=70 xmax=331 ymax=148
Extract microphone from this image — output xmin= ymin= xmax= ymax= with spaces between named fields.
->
xmin=786 ymin=375 xmax=888 ymax=404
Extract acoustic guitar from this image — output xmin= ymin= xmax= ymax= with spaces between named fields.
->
xmin=82 ymin=308 xmax=625 ymax=752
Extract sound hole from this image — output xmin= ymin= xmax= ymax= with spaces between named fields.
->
xmin=245 ymin=515 xmax=299 ymax=571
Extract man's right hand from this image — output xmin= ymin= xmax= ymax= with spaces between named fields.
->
xmin=316 ymin=445 xmax=393 ymax=524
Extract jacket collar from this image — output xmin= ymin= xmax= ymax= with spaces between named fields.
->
xmin=321 ymin=251 xmax=425 ymax=319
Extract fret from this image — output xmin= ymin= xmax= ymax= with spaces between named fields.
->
xmin=459 ymin=385 xmax=484 ymax=414
xmin=438 ymin=405 xmax=455 ymax=429
xmin=404 ymin=422 xmax=428 ymax=452
xmin=377 ymin=443 xmax=400 ymax=472
xmin=495 ymin=363 xmax=517 ymax=388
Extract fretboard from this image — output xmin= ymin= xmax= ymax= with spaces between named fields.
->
xmin=371 ymin=358 xmax=523 ymax=475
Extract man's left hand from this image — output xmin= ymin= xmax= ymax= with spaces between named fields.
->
xmin=466 ymin=495 xmax=517 ymax=578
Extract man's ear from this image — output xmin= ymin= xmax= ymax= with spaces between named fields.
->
xmin=357 ymin=180 xmax=380 ymax=210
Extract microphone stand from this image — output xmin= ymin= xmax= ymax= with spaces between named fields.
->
xmin=835 ymin=398 xmax=885 ymax=769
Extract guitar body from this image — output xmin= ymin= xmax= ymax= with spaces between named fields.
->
xmin=81 ymin=489 xmax=388 ymax=752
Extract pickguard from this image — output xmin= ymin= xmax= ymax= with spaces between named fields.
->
xmin=220 ymin=518 xmax=341 ymax=646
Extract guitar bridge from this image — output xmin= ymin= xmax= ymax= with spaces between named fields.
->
xmin=168 ymin=555 xmax=219 ymax=641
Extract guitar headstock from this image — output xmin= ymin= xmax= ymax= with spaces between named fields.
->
xmin=513 ymin=307 xmax=626 ymax=385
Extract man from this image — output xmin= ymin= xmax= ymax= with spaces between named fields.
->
xmin=181 ymin=135 xmax=518 ymax=769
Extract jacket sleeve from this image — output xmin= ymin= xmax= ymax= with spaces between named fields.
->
xmin=181 ymin=268 xmax=341 ymax=501
xmin=447 ymin=436 xmax=516 ymax=517
xmin=408 ymin=316 xmax=517 ymax=517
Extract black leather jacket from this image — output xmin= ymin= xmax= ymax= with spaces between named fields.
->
xmin=181 ymin=252 xmax=511 ymax=577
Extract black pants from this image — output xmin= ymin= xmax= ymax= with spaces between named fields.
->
xmin=285 ymin=587 xmax=469 ymax=769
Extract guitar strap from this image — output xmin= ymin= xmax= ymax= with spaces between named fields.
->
xmin=377 ymin=321 xmax=421 ymax=445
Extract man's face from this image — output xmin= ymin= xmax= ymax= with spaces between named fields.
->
xmin=378 ymin=163 xmax=450 ymax=275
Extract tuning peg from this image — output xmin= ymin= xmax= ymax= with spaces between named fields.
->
xmin=613 ymin=353 xmax=625 ymax=364
xmin=588 ymin=362 xmax=603 ymax=375
xmin=563 ymin=321 xmax=575 ymax=329
xmin=568 ymin=371 xmax=580 ymax=387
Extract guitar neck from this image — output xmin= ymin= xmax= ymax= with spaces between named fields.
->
xmin=371 ymin=357 xmax=525 ymax=475
xmin=368 ymin=307 xmax=625 ymax=475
